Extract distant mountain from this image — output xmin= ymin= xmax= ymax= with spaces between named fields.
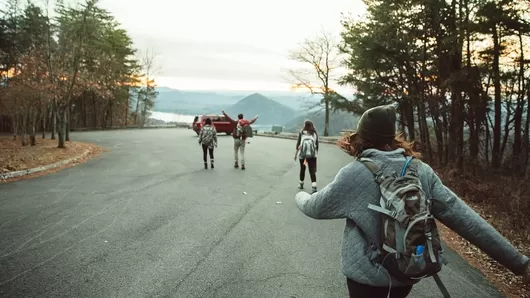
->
xmin=151 ymin=87 xmax=317 ymax=114
xmin=283 ymin=110 xmax=360 ymax=136
xmin=223 ymin=93 xmax=298 ymax=125
xmin=153 ymin=89 xmax=241 ymax=115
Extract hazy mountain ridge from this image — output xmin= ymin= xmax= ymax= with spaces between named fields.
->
xmin=222 ymin=93 xmax=298 ymax=125
xmin=151 ymin=87 xmax=358 ymax=135
xmin=283 ymin=111 xmax=360 ymax=136
xmin=152 ymin=87 xmax=318 ymax=113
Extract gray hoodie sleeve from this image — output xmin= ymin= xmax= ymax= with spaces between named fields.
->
xmin=424 ymin=163 xmax=529 ymax=275
xmin=295 ymin=163 xmax=358 ymax=219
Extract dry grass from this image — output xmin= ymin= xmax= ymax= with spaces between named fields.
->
xmin=437 ymin=168 xmax=530 ymax=298
xmin=0 ymin=136 xmax=104 ymax=183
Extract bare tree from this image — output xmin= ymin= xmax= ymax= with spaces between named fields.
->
xmin=135 ymin=48 xmax=160 ymax=127
xmin=286 ymin=29 xmax=339 ymax=136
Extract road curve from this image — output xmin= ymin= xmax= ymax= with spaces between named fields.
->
xmin=0 ymin=128 xmax=504 ymax=297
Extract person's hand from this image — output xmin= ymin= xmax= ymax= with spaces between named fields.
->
xmin=522 ymin=264 xmax=529 ymax=284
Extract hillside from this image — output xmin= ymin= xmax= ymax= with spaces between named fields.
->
xmin=153 ymin=89 xmax=241 ymax=114
xmin=283 ymin=110 xmax=360 ymax=136
xmin=223 ymin=93 xmax=297 ymax=125
xmin=150 ymin=87 xmax=317 ymax=114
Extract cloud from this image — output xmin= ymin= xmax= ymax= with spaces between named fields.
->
xmin=130 ymin=33 xmax=290 ymax=82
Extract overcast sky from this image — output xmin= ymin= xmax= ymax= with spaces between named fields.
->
xmin=98 ymin=0 xmax=366 ymax=93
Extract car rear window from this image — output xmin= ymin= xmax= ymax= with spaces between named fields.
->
xmin=209 ymin=116 xmax=224 ymax=122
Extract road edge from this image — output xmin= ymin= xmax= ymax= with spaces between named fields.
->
xmin=0 ymin=149 xmax=90 ymax=181
xmin=255 ymin=132 xmax=342 ymax=144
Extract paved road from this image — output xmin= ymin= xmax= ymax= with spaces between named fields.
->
xmin=0 ymin=129 xmax=504 ymax=298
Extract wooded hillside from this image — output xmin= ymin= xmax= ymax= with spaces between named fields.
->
xmin=0 ymin=0 xmax=157 ymax=148
xmin=337 ymin=0 xmax=530 ymax=231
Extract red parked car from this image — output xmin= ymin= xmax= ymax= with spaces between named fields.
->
xmin=192 ymin=114 xmax=235 ymax=135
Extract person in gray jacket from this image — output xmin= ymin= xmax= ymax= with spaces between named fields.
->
xmin=294 ymin=104 xmax=530 ymax=298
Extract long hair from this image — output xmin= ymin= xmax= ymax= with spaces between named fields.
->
xmin=337 ymin=132 xmax=422 ymax=159
xmin=302 ymin=120 xmax=316 ymax=135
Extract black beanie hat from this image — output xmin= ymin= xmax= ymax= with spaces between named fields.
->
xmin=356 ymin=104 xmax=397 ymax=144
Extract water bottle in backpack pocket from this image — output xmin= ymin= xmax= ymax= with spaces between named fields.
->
xmin=405 ymin=245 xmax=426 ymax=276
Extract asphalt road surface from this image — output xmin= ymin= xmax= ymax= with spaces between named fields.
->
xmin=0 ymin=129 xmax=505 ymax=298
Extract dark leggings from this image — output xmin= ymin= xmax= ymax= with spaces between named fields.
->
xmin=299 ymin=158 xmax=317 ymax=182
xmin=202 ymin=144 xmax=214 ymax=162
xmin=346 ymin=278 xmax=412 ymax=298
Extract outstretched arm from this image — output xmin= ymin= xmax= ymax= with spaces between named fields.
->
xmin=426 ymin=163 xmax=529 ymax=276
xmin=249 ymin=115 xmax=259 ymax=124
xmin=295 ymin=163 xmax=357 ymax=219
xmin=222 ymin=110 xmax=237 ymax=124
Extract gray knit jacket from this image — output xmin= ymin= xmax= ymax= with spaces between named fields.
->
xmin=295 ymin=148 xmax=529 ymax=287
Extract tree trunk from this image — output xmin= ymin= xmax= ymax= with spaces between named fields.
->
xmin=522 ymin=79 xmax=530 ymax=174
xmin=41 ymin=106 xmax=46 ymax=139
xmin=57 ymin=108 xmax=67 ymax=149
xmin=20 ymin=113 xmax=28 ymax=146
xmin=492 ymin=24 xmax=502 ymax=168
xmin=125 ymin=92 xmax=129 ymax=127
xmin=93 ymin=93 xmax=98 ymax=128
xmin=135 ymin=92 xmax=141 ymax=125
xmin=12 ymin=115 xmax=17 ymax=141
xmin=500 ymin=100 xmax=512 ymax=159
xmin=30 ymin=109 xmax=36 ymax=146
xmin=65 ymin=105 xmax=70 ymax=142
xmin=324 ymin=95 xmax=330 ymax=136
xmin=51 ymin=104 xmax=56 ymax=140
xmin=513 ymin=33 xmax=525 ymax=176
xmin=83 ymin=94 xmax=88 ymax=128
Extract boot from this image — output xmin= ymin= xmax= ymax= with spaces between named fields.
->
xmin=211 ymin=159 xmax=214 ymax=169
xmin=204 ymin=162 xmax=208 ymax=169
xmin=298 ymin=181 xmax=304 ymax=189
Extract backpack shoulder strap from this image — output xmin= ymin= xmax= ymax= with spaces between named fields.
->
xmin=359 ymin=157 xmax=383 ymax=177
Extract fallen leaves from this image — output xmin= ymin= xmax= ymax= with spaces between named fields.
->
xmin=437 ymin=169 xmax=530 ymax=298
xmin=0 ymin=136 xmax=104 ymax=183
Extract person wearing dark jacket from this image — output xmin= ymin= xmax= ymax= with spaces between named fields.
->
xmin=221 ymin=110 xmax=258 ymax=170
xmin=294 ymin=120 xmax=319 ymax=193
xmin=294 ymin=104 xmax=530 ymax=298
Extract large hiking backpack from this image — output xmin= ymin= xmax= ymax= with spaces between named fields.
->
xmin=299 ymin=132 xmax=316 ymax=159
xmin=360 ymin=156 xmax=451 ymax=298
xmin=235 ymin=121 xmax=253 ymax=139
